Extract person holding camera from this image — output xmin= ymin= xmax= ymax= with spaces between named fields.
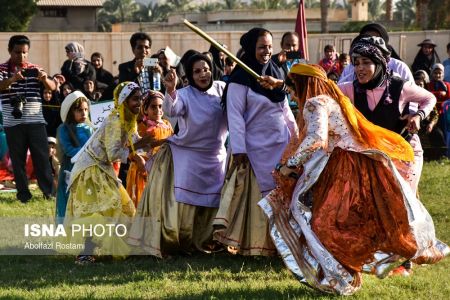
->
xmin=0 ymin=35 xmax=56 ymax=203
xmin=118 ymin=32 xmax=165 ymax=94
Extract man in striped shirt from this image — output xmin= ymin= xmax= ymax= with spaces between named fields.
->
xmin=0 ymin=35 xmax=56 ymax=203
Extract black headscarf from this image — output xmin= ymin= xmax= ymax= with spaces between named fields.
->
xmin=350 ymin=35 xmax=391 ymax=90
xmin=185 ymin=53 xmax=213 ymax=92
xmin=222 ymin=27 xmax=286 ymax=109
xmin=359 ymin=23 xmax=401 ymax=60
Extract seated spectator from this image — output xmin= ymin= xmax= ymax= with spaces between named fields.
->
xmin=61 ymin=42 xmax=96 ymax=91
xmin=91 ymin=52 xmax=114 ymax=100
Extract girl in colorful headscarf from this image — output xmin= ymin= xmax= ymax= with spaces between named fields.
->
xmin=339 ymin=35 xmax=436 ymax=194
xmin=213 ymin=27 xmax=297 ymax=256
xmin=259 ymin=63 xmax=448 ymax=295
xmin=126 ymin=90 xmax=173 ymax=208
xmin=63 ymin=82 xmax=150 ymax=264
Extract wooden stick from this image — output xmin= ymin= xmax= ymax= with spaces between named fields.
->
xmin=183 ymin=19 xmax=262 ymax=80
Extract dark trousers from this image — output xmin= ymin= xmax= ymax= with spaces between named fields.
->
xmin=5 ymin=123 xmax=53 ymax=201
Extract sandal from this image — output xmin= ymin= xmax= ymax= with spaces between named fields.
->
xmin=75 ymin=255 xmax=96 ymax=265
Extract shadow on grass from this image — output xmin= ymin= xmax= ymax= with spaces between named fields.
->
xmin=0 ymin=252 xmax=327 ymax=298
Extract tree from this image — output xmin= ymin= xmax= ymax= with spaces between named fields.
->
xmin=393 ymin=0 xmax=416 ymax=28
xmin=320 ymin=0 xmax=329 ymax=33
xmin=368 ymin=0 xmax=384 ymax=20
xmin=385 ymin=0 xmax=393 ymax=21
xmin=0 ymin=0 xmax=37 ymax=31
xmin=97 ymin=0 xmax=139 ymax=31
xmin=415 ymin=0 xmax=429 ymax=29
xmin=222 ymin=0 xmax=245 ymax=9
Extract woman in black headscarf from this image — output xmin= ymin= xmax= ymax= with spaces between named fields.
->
xmin=412 ymin=39 xmax=441 ymax=76
xmin=213 ymin=27 xmax=297 ymax=256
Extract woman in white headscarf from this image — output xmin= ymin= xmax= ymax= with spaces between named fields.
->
xmin=63 ymin=82 xmax=151 ymax=263
xmin=61 ymin=41 xmax=96 ymax=90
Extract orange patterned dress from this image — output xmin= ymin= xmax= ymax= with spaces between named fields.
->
xmin=126 ymin=119 xmax=173 ymax=207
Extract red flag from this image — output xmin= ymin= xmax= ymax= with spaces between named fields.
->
xmin=295 ymin=0 xmax=309 ymax=61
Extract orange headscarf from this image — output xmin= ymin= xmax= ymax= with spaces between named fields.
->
xmin=289 ymin=63 xmax=414 ymax=162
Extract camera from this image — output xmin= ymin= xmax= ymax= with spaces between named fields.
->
xmin=21 ymin=68 xmax=39 ymax=78
xmin=143 ymin=58 xmax=159 ymax=67
xmin=286 ymin=51 xmax=302 ymax=60
xmin=10 ymin=95 xmax=27 ymax=119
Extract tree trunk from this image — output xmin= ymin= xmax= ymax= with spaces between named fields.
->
xmin=416 ymin=0 xmax=430 ymax=29
xmin=320 ymin=0 xmax=329 ymax=33
xmin=385 ymin=0 xmax=393 ymax=21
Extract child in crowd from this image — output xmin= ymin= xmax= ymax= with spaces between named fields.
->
xmin=338 ymin=53 xmax=350 ymax=74
xmin=126 ymin=90 xmax=173 ymax=208
xmin=60 ymin=82 xmax=74 ymax=99
xmin=318 ymin=44 xmax=340 ymax=75
xmin=47 ymin=137 xmax=60 ymax=197
xmin=42 ymin=87 xmax=62 ymax=138
xmin=82 ymin=79 xmax=102 ymax=102
xmin=55 ymin=91 xmax=93 ymax=223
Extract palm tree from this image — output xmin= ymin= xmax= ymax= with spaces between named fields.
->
xmin=393 ymin=0 xmax=416 ymax=28
xmin=97 ymin=0 xmax=139 ymax=31
xmin=415 ymin=0 xmax=429 ymax=29
xmin=222 ymin=0 xmax=245 ymax=9
xmin=385 ymin=0 xmax=393 ymax=21
xmin=320 ymin=0 xmax=329 ymax=33
xmin=368 ymin=0 xmax=384 ymax=20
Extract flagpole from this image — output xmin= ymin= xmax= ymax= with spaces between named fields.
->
xmin=183 ymin=19 xmax=262 ymax=80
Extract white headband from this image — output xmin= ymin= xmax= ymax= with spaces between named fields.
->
xmin=118 ymin=82 xmax=140 ymax=105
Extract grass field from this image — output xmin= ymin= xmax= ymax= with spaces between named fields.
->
xmin=0 ymin=160 xmax=448 ymax=299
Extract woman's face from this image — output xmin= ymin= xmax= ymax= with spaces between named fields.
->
xmin=91 ymin=56 xmax=103 ymax=69
xmin=43 ymin=89 xmax=52 ymax=102
xmin=74 ymin=101 xmax=89 ymax=124
xmin=432 ymin=69 xmax=444 ymax=81
xmin=84 ymin=80 xmax=95 ymax=93
xmin=255 ymin=33 xmax=273 ymax=64
xmin=145 ymin=98 xmax=163 ymax=122
xmin=192 ymin=60 xmax=212 ymax=90
xmin=354 ymin=56 xmax=376 ymax=84
xmin=421 ymin=45 xmax=434 ymax=56
xmin=62 ymin=84 xmax=72 ymax=97
xmin=126 ymin=90 xmax=143 ymax=115
xmin=415 ymin=79 xmax=425 ymax=88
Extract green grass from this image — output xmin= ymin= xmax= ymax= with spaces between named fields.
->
xmin=0 ymin=160 xmax=449 ymax=299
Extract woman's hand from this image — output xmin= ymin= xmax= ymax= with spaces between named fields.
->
xmin=400 ymin=114 xmax=421 ymax=134
xmin=258 ymin=75 xmax=283 ymax=90
xmin=226 ymin=153 xmax=248 ymax=179
xmin=276 ymin=163 xmax=300 ymax=179
xmin=163 ymin=69 xmax=177 ymax=94
xmin=134 ymin=58 xmax=144 ymax=74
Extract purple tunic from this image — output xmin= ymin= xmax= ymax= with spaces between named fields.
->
xmin=226 ymin=83 xmax=297 ymax=195
xmin=163 ymin=81 xmax=228 ymax=208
